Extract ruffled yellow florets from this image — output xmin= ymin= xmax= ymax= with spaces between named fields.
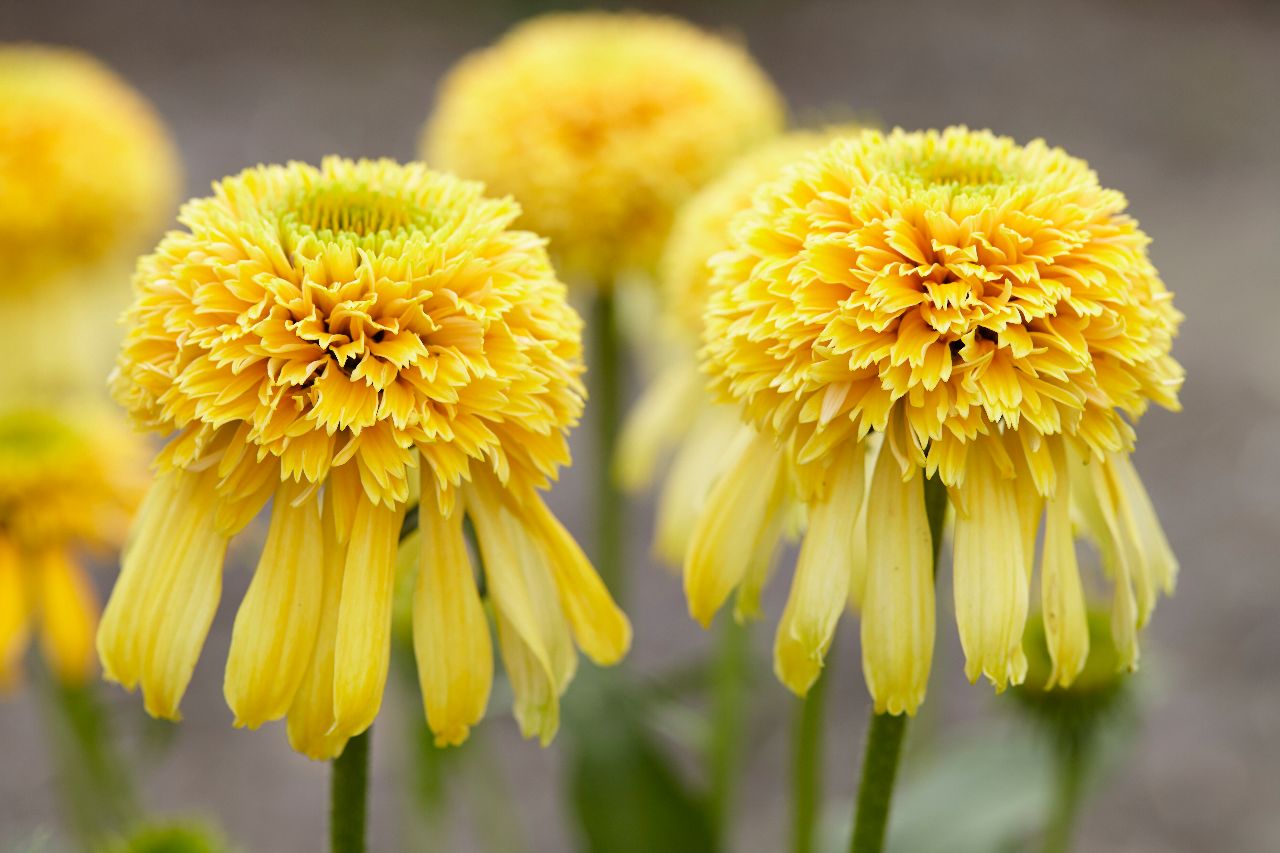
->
xmin=424 ymin=13 xmax=784 ymax=285
xmin=0 ymin=45 xmax=179 ymax=287
xmin=101 ymin=158 xmax=629 ymax=757
xmin=662 ymin=129 xmax=862 ymax=340
xmin=688 ymin=128 xmax=1183 ymax=716
xmin=0 ymin=407 xmax=145 ymax=689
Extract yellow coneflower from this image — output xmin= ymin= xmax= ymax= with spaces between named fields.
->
xmin=0 ymin=406 xmax=144 ymax=691
xmin=0 ymin=44 xmax=179 ymax=288
xmin=423 ymin=12 xmax=784 ymax=286
xmin=618 ymin=129 xmax=863 ymax=572
xmin=98 ymin=158 xmax=630 ymax=758
xmin=688 ymin=128 xmax=1183 ymax=716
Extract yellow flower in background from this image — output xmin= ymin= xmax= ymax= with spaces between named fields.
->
xmin=689 ymin=127 xmax=1183 ymax=715
xmin=0 ymin=407 xmax=145 ymax=690
xmin=618 ymin=129 xmax=864 ymax=573
xmin=423 ymin=12 xmax=784 ymax=285
xmin=0 ymin=44 xmax=179 ymax=288
xmin=99 ymin=158 xmax=629 ymax=758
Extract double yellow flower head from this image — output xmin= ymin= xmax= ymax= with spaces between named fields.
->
xmin=687 ymin=127 xmax=1183 ymax=715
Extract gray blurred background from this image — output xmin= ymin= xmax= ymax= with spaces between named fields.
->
xmin=2 ymin=0 xmax=1278 ymax=850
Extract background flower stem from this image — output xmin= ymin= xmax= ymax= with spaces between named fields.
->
xmin=35 ymin=664 xmax=138 ymax=847
xmin=849 ymin=474 xmax=948 ymax=853
xmin=710 ymin=615 xmax=749 ymax=846
xmin=590 ymin=289 xmax=625 ymax=601
xmin=331 ymin=728 xmax=371 ymax=853
xmin=792 ymin=654 xmax=831 ymax=853
xmin=1043 ymin=732 xmax=1090 ymax=853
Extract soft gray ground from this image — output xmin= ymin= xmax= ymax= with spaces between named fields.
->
xmin=2 ymin=0 xmax=1278 ymax=850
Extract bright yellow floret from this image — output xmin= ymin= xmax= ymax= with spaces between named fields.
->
xmin=100 ymin=158 xmax=629 ymax=757
xmin=0 ymin=45 xmax=179 ymax=288
xmin=424 ymin=12 xmax=784 ymax=285
xmin=689 ymin=127 xmax=1183 ymax=715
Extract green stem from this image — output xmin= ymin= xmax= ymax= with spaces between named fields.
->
xmin=590 ymin=289 xmax=625 ymax=601
xmin=1043 ymin=734 xmax=1089 ymax=853
xmin=331 ymin=729 xmax=371 ymax=853
xmin=792 ymin=657 xmax=831 ymax=853
xmin=35 ymin=668 xmax=138 ymax=846
xmin=710 ymin=616 xmax=749 ymax=845
xmin=849 ymin=474 xmax=948 ymax=853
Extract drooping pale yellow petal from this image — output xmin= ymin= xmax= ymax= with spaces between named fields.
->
xmin=685 ymin=427 xmax=786 ymax=627
xmin=1110 ymin=454 xmax=1178 ymax=596
xmin=520 ymin=491 xmax=631 ymax=666
xmin=1040 ymin=442 xmax=1089 ymax=689
xmin=0 ymin=539 xmax=31 ymax=692
xmin=494 ymin=611 xmax=559 ymax=745
xmin=466 ymin=474 xmax=576 ymax=707
xmin=413 ymin=487 xmax=492 ymax=748
xmin=98 ymin=467 xmax=228 ymax=719
xmin=225 ymin=480 xmax=325 ymax=729
xmin=655 ymin=405 xmax=743 ymax=567
xmin=330 ymin=497 xmax=404 ymax=740
xmin=35 ymin=549 xmax=99 ymax=686
xmin=774 ymin=445 xmax=864 ymax=696
xmin=860 ymin=443 xmax=935 ymax=715
xmin=287 ymin=494 xmax=350 ymax=761
xmin=615 ymin=360 xmax=702 ymax=491
xmin=845 ymin=433 xmax=879 ymax=612
xmin=1086 ymin=457 xmax=1140 ymax=669
xmin=952 ymin=446 xmax=1028 ymax=690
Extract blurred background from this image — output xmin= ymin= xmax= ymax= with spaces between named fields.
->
xmin=2 ymin=0 xmax=1278 ymax=850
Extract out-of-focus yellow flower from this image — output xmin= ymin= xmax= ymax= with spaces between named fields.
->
xmin=0 ymin=45 xmax=179 ymax=288
xmin=0 ymin=406 xmax=145 ymax=690
xmin=688 ymin=127 xmax=1183 ymax=716
xmin=423 ymin=12 xmax=784 ymax=285
xmin=99 ymin=158 xmax=629 ymax=758
xmin=619 ymin=129 xmax=861 ymax=573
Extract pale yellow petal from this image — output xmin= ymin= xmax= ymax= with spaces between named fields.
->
xmin=774 ymin=445 xmax=864 ymax=695
xmin=494 ymin=611 xmax=559 ymax=745
xmin=35 ymin=549 xmax=99 ymax=686
xmin=521 ymin=492 xmax=630 ymax=666
xmin=1111 ymin=454 xmax=1178 ymax=595
xmin=98 ymin=467 xmax=229 ymax=719
xmin=684 ymin=427 xmax=785 ymax=627
xmin=330 ymin=497 xmax=404 ymax=739
xmin=287 ymin=493 xmax=350 ymax=761
xmin=952 ymin=446 xmax=1028 ymax=690
xmin=225 ymin=480 xmax=325 ymax=729
xmin=413 ymin=489 xmax=492 ymax=748
xmin=1040 ymin=442 xmax=1089 ymax=689
xmin=465 ymin=473 xmax=576 ymax=741
xmin=860 ymin=444 xmax=935 ymax=715
xmin=615 ymin=360 xmax=702 ymax=491
xmin=1085 ymin=457 xmax=1139 ymax=669
xmin=655 ymin=405 xmax=742 ymax=567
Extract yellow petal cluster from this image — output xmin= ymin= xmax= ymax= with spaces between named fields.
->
xmin=423 ymin=12 xmax=784 ymax=285
xmin=100 ymin=158 xmax=629 ymax=757
xmin=0 ymin=407 xmax=145 ymax=690
xmin=690 ymin=127 xmax=1183 ymax=715
xmin=621 ymin=130 xmax=863 ymax=567
xmin=0 ymin=45 xmax=179 ymax=288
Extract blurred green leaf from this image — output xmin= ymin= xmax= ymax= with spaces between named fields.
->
xmin=101 ymin=821 xmax=233 ymax=853
xmin=564 ymin=668 xmax=716 ymax=853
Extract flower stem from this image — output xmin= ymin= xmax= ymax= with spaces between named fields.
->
xmin=792 ymin=657 xmax=831 ymax=853
xmin=1043 ymin=734 xmax=1089 ymax=853
xmin=710 ymin=616 xmax=749 ymax=845
xmin=331 ymin=728 xmax=371 ymax=853
xmin=35 ymin=666 xmax=138 ymax=847
xmin=849 ymin=474 xmax=948 ymax=853
xmin=591 ymin=289 xmax=625 ymax=602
